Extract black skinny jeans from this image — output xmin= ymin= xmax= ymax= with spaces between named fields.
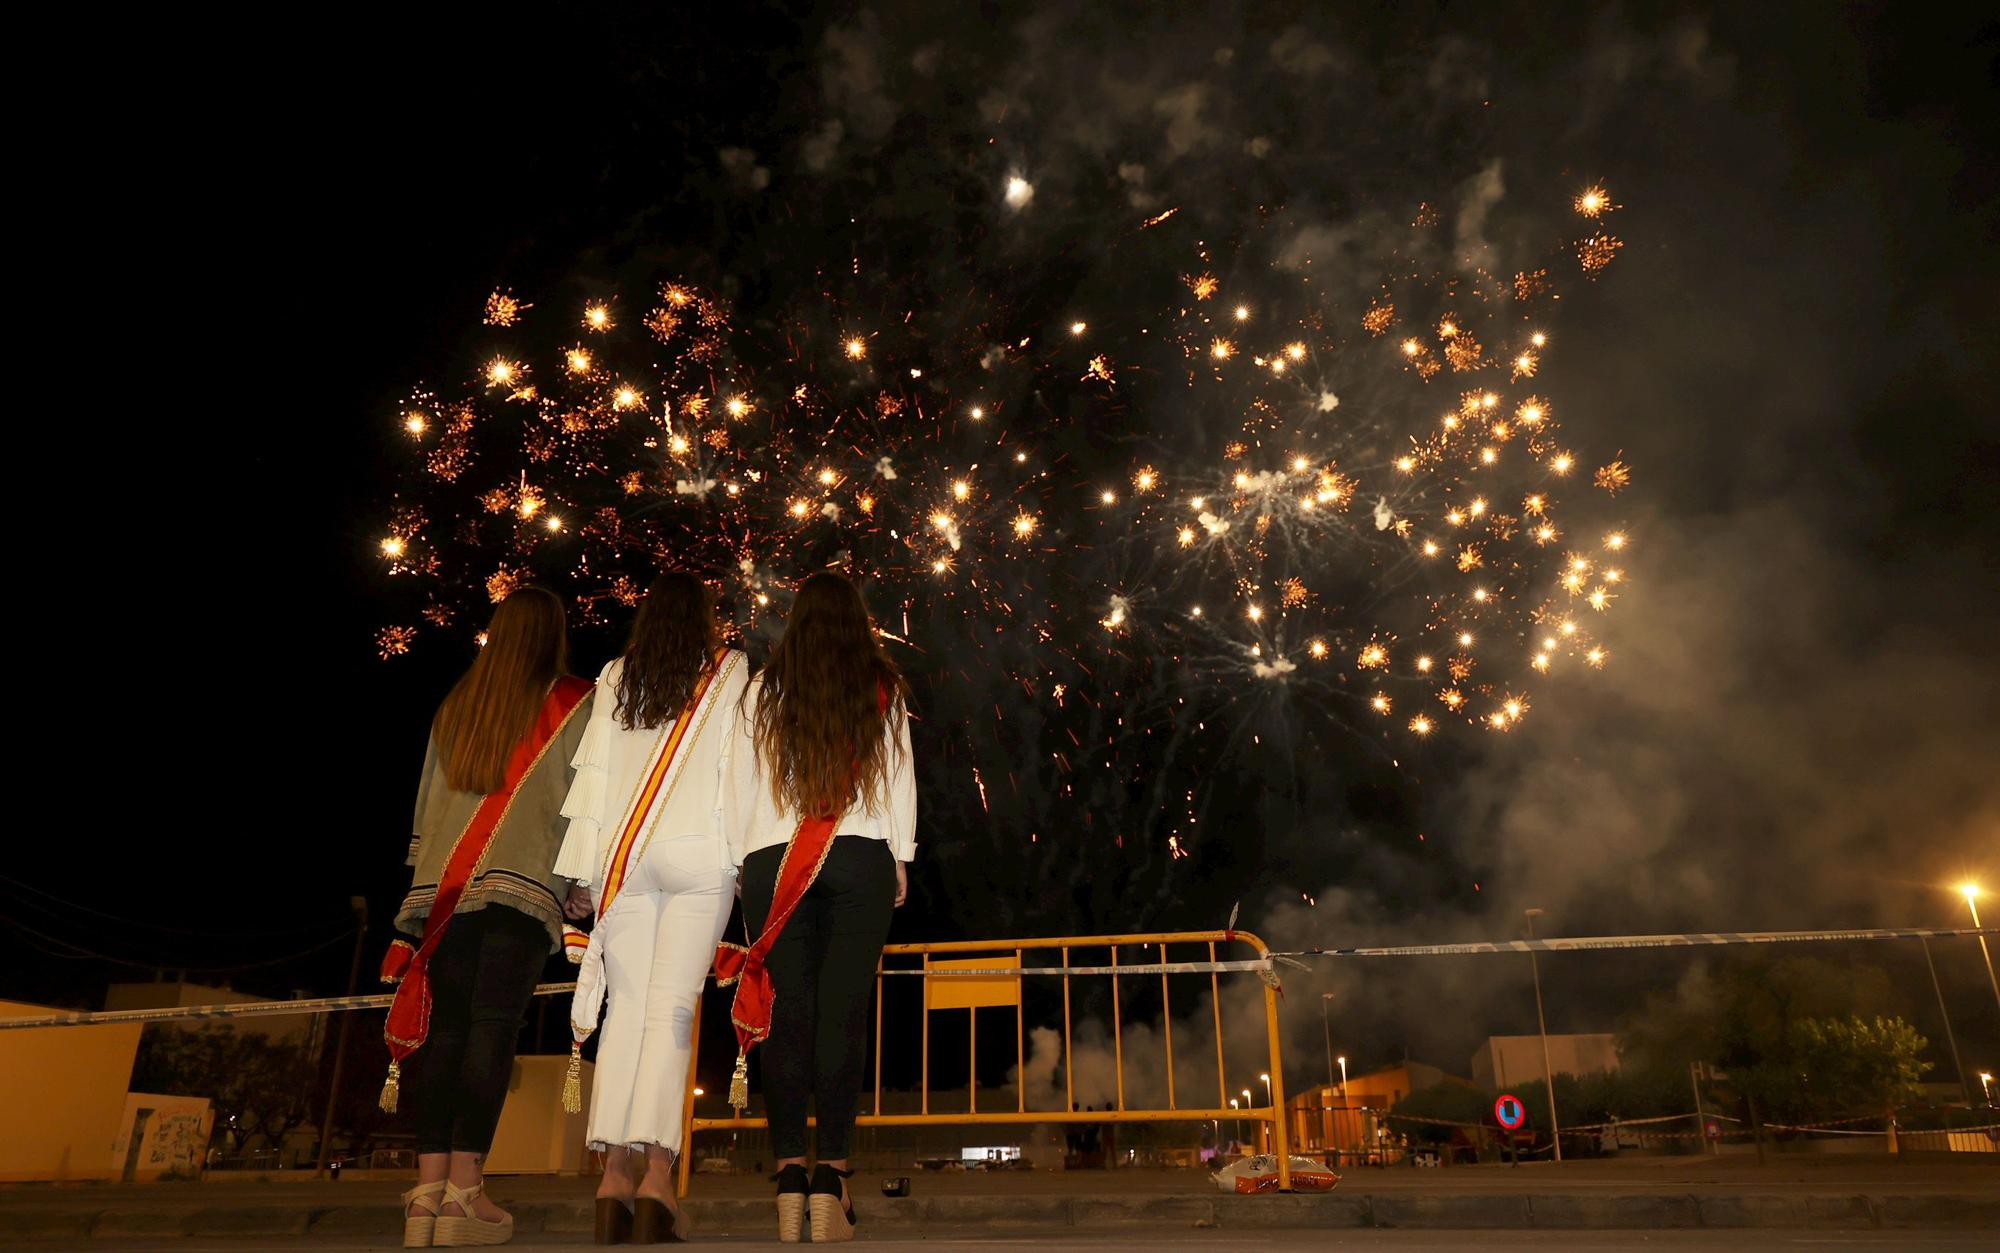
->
xmin=741 ymin=835 xmax=896 ymax=1160
xmin=399 ymin=904 xmax=549 ymax=1156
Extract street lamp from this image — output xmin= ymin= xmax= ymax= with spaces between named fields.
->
xmin=1980 ymin=1072 xmax=1993 ymax=1107
xmin=1525 ymin=907 xmax=1563 ymax=1164
xmin=1337 ymin=1055 xmax=1348 ymax=1097
xmin=1260 ymin=1073 xmax=1272 ymax=1108
xmin=1320 ymin=992 xmax=1337 ymax=1092
xmin=1960 ymin=884 xmax=2000 ymax=1019
xmin=1229 ymin=1097 xmax=1241 ymax=1148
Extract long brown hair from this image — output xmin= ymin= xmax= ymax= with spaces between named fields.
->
xmin=615 ymin=573 xmax=720 ymax=730
xmin=752 ymin=572 xmax=908 ymax=816
xmin=432 ymin=587 xmax=570 ymax=794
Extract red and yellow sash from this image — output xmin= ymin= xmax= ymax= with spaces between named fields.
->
xmin=377 ymin=674 xmax=593 ymax=1112
xmin=711 ymin=684 xmax=890 ymax=1111
xmin=592 ymin=650 xmax=733 ymax=921
xmin=560 ymin=651 xmax=738 ymax=1111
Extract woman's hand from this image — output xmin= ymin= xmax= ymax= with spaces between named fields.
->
xmin=894 ymin=860 xmax=909 ymax=908
xmin=563 ymin=883 xmax=594 ymax=920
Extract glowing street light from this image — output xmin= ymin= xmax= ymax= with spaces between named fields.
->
xmin=1980 ymin=1072 xmax=1993 ymax=1106
xmin=1960 ymin=884 xmax=2000 ymax=1019
xmin=1260 ymin=1073 xmax=1272 ymax=1108
xmin=1337 ymin=1055 xmax=1348 ymax=1097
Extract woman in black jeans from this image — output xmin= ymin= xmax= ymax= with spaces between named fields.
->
xmin=386 ymin=588 xmax=594 ymax=1247
xmin=729 ymin=573 xmax=914 ymax=1243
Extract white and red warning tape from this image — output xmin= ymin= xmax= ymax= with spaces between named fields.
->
xmin=2 ymin=926 xmax=1991 ymax=1030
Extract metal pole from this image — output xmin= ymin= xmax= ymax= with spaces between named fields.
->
xmin=1690 ymin=1062 xmax=1713 ymax=1155
xmin=1921 ymin=938 xmax=1973 ymax=1106
xmin=1525 ymin=909 xmax=1562 ymax=1164
xmin=1967 ymin=896 xmax=2000 ymax=1019
xmin=1321 ymin=993 xmax=1335 ymax=1091
xmin=314 ymin=898 xmax=369 ymax=1176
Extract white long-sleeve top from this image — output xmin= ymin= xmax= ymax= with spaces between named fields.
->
xmin=555 ymin=651 xmax=750 ymax=886
xmin=724 ymin=674 xmax=917 ymax=866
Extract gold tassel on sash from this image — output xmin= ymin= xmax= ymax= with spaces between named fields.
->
xmin=378 ymin=1061 xmax=401 ymax=1113
xmin=729 ymin=1050 xmax=750 ymax=1112
xmin=561 ymin=1040 xmax=585 ymax=1114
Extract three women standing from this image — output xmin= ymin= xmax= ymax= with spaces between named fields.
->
xmin=390 ymin=572 xmax=912 ymax=1247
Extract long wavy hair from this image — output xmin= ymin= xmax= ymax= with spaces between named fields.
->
xmin=615 ymin=573 xmax=721 ymax=730
xmin=752 ymin=572 xmax=908 ymax=817
xmin=432 ymin=587 xmax=570 ymax=794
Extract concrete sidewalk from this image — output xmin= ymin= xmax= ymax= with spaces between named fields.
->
xmin=3 ymin=1160 xmax=1994 ymax=1241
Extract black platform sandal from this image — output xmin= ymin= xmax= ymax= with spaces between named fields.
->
xmin=773 ymin=1163 xmax=810 ymax=1244
xmin=809 ymin=1163 xmax=857 ymax=1244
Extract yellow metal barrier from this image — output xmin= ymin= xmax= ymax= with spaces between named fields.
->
xmin=676 ymin=930 xmax=1289 ymax=1195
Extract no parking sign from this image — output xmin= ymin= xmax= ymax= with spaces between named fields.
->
xmin=1494 ymin=1093 xmax=1527 ymax=1130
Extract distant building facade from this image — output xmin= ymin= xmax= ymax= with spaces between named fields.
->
xmin=1469 ymin=1033 xmax=1619 ymax=1089
xmin=1286 ymin=1060 xmax=1472 ymax=1160
xmin=0 ymin=999 xmax=144 ymax=1182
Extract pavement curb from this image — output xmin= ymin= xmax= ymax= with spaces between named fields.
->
xmin=4 ymin=1187 xmax=2000 ymax=1238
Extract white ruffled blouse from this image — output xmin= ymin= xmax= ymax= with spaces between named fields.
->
xmin=554 ymin=651 xmax=750 ymax=886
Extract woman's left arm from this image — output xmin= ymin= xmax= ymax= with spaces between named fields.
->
xmin=885 ymin=704 xmax=918 ymax=867
xmin=408 ymin=737 xmax=439 ymax=867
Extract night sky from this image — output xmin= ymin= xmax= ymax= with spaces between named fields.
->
xmin=9 ymin=3 xmax=1997 ymax=1085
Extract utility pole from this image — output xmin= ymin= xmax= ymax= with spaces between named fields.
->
xmin=1320 ymin=993 xmax=1337 ymax=1158
xmin=315 ymin=897 xmax=370 ymax=1177
xmin=1320 ymin=993 xmax=1336 ymax=1090
xmin=1690 ymin=1062 xmax=1715 ymax=1155
xmin=1920 ymin=938 xmax=1972 ymax=1106
xmin=1525 ymin=908 xmax=1562 ymax=1164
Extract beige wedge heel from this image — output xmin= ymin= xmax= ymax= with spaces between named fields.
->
xmin=401 ymin=1180 xmax=446 ymax=1248
xmin=808 ymin=1163 xmax=857 ymax=1243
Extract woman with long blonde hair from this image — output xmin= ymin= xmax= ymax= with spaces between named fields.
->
xmin=725 ymin=572 xmax=914 ymax=1243
xmin=556 ymin=573 xmax=750 ymax=1244
xmin=389 ymin=587 xmax=594 ymax=1248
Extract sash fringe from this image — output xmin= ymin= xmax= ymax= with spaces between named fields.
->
xmin=729 ymin=1050 xmax=750 ymax=1113
xmin=378 ymin=1061 xmax=401 ymax=1113
xmin=561 ymin=1041 xmax=584 ymax=1114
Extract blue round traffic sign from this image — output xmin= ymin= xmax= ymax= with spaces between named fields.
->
xmin=1494 ymin=1094 xmax=1526 ymax=1129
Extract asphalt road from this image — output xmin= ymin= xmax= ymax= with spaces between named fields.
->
xmin=66 ymin=1232 xmax=2000 ymax=1251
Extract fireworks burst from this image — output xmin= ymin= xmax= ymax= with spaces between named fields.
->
xmin=376 ymin=188 xmax=1635 ymax=863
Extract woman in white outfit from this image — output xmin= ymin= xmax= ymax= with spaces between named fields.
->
xmin=555 ymin=573 xmax=749 ymax=1244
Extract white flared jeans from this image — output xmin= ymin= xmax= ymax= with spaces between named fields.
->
xmin=586 ymin=832 xmax=736 ymax=1153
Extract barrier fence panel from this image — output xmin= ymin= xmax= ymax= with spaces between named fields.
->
xmin=677 ymin=929 xmax=1290 ymax=1196
xmin=10 ymin=923 xmax=1991 ymax=1190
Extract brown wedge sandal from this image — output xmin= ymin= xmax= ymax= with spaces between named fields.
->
xmin=593 ymin=1196 xmax=633 ymax=1245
